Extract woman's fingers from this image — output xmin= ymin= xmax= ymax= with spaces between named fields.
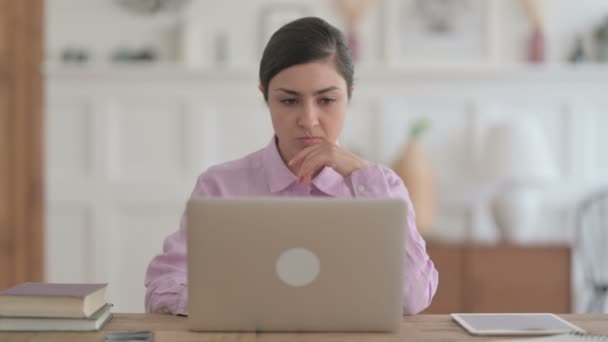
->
xmin=290 ymin=142 xmax=366 ymax=185
xmin=298 ymin=149 xmax=328 ymax=185
xmin=288 ymin=144 xmax=319 ymax=167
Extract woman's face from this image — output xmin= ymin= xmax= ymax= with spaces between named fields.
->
xmin=262 ymin=60 xmax=349 ymax=163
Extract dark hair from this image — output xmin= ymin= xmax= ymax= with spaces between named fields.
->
xmin=259 ymin=17 xmax=354 ymax=102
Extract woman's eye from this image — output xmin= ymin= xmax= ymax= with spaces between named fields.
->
xmin=320 ymin=98 xmax=336 ymax=105
xmin=280 ymin=98 xmax=297 ymax=105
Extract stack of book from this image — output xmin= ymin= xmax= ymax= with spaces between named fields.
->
xmin=0 ymin=282 xmax=112 ymax=331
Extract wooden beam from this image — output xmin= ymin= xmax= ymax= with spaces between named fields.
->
xmin=0 ymin=0 xmax=44 ymax=289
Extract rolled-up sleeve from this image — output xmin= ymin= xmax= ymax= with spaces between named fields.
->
xmin=144 ymin=213 xmax=189 ymax=315
xmin=144 ymin=174 xmax=216 ymax=315
xmin=349 ymin=164 xmax=439 ymax=315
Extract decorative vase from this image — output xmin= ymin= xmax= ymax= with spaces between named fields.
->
xmin=528 ymin=26 xmax=546 ymax=63
xmin=521 ymin=0 xmax=546 ymax=63
xmin=346 ymin=28 xmax=360 ymax=62
xmin=178 ymin=17 xmax=204 ymax=68
xmin=594 ymin=17 xmax=608 ymax=62
xmin=335 ymin=0 xmax=372 ymax=63
xmin=392 ymin=140 xmax=436 ymax=235
xmin=491 ymin=185 xmax=543 ymax=244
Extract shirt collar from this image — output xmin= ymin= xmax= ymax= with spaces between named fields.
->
xmin=262 ymin=136 xmax=298 ymax=193
xmin=262 ymin=136 xmax=352 ymax=197
xmin=310 ymin=166 xmax=350 ymax=197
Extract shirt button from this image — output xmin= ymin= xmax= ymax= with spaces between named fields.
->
xmin=357 ymin=184 xmax=366 ymax=193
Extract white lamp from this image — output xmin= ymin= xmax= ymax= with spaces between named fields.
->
xmin=480 ymin=117 xmax=559 ymax=243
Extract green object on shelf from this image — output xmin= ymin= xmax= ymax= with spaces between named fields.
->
xmin=409 ymin=118 xmax=431 ymax=140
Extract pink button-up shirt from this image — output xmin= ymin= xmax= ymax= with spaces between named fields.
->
xmin=145 ymin=137 xmax=438 ymax=315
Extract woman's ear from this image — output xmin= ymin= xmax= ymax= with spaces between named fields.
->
xmin=348 ymin=86 xmax=355 ymax=101
xmin=259 ymin=84 xmax=269 ymax=105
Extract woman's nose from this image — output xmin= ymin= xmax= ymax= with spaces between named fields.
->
xmin=297 ymin=102 xmax=319 ymax=129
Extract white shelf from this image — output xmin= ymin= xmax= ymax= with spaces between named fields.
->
xmin=357 ymin=64 xmax=608 ymax=82
xmin=43 ymin=62 xmax=258 ymax=81
xmin=43 ymin=61 xmax=608 ymax=82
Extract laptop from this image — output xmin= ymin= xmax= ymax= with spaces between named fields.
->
xmin=186 ymin=197 xmax=407 ymax=332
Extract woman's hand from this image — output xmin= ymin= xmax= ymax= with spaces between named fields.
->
xmin=288 ymin=142 xmax=368 ymax=186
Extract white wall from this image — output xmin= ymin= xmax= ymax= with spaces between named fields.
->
xmin=44 ymin=0 xmax=608 ymax=313
xmin=46 ymin=0 xmax=608 ymax=67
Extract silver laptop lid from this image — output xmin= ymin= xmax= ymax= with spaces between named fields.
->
xmin=187 ymin=197 xmax=406 ymax=332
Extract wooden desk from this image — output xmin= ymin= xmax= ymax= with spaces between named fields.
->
xmin=1 ymin=314 xmax=607 ymax=342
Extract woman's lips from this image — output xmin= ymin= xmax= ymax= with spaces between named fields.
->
xmin=298 ymin=137 xmax=322 ymax=145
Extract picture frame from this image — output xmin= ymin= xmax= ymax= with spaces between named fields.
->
xmin=258 ymin=4 xmax=312 ymax=57
xmin=383 ymin=0 xmax=499 ymax=69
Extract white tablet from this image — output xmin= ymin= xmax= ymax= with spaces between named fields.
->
xmin=451 ymin=313 xmax=585 ymax=336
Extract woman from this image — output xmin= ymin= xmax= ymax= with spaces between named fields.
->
xmin=145 ymin=16 xmax=438 ymax=316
